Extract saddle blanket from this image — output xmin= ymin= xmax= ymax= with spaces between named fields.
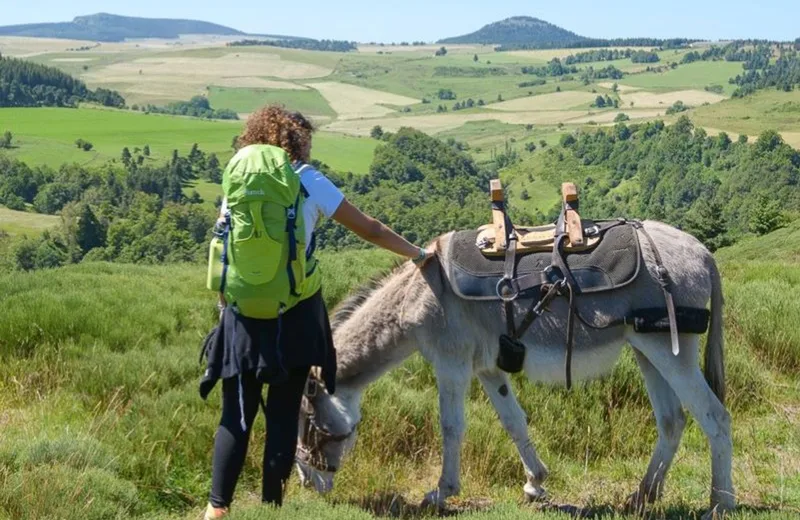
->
xmin=447 ymin=221 xmax=641 ymax=301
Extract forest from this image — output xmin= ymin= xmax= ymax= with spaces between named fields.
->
xmin=1 ymin=121 xmax=797 ymax=270
xmin=0 ymin=54 xmax=125 ymax=108
xmin=228 ymin=38 xmax=357 ymax=52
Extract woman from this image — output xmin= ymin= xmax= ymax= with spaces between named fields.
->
xmin=204 ymin=105 xmax=433 ymax=519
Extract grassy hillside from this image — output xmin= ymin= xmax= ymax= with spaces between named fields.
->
xmin=0 ymin=107 xmax=377 ymax=174
xmin=0 ymin=228 xmax=798 ymax=519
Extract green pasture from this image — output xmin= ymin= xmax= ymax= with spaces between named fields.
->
xmin=621 ymin=61 xmax=743 ymax=95
xmin=691 ymin=89 xmax=800 ymax=136
xmin=207 ymin=86 xmax=336 ymax=117
xmin=0 ymin=205 xmax=60 ymax=236
xmin=0 ymin=107 xmax=377 ymax=174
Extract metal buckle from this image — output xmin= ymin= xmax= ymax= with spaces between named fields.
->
xmin=496 ymin=277 xmax=519 ymax=302
xmin=584 ymin=225 xmax=600 ymax=237
xmin=305 ymin=378 xmax=318 ymax=398
xmin=287 ymin=207 xmax=297 ymax=219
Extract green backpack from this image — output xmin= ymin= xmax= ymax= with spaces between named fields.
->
xmin=207 ymin=144 xmax=320 ymax=319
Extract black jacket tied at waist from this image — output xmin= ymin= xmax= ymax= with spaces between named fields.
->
xmin=200 ymin=290 xmax=336 ymax=400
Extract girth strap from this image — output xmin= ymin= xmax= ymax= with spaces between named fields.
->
xmin=632 ymin=221 xmax=680 ymax=356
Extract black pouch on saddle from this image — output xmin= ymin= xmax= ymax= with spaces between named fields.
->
xmin=630 ymin=307 xmax=710 ymax=335
xmin=497 ymin=334 xmax=526 ymax=373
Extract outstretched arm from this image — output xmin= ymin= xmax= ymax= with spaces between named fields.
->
xmin=332 ymin=200 xmax=433 ymax=263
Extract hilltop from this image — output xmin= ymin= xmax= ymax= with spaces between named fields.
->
xmin=438 ymin=16 xmax=587 ymax=46
xmin=0 ymin=13 xmax=245 ymax=42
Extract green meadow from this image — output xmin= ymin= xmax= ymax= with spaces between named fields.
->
xmin=207 ymin=86 xmax=337 ymax=118
xmin=620 ymin=61 xmax=744 ymax=94
xmin=0 ymin=206 xmax=60 ymax=236
xmin=0 ymin=227 xmax=798 ymax=519
xmin=0 ymin=107 xmax=377 ymax=174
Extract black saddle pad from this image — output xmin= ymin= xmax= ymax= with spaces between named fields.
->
xmin=448 ymin=221 xmax=641 ymax=301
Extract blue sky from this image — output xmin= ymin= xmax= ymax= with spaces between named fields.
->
xmin=5 ymin=1 xmax=799 ymax=42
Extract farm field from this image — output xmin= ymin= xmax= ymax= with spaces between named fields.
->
xmin=13 ymin=33 xmax=800 ymax=155
xmin=0 ymin=107 xmax=378 ymax=174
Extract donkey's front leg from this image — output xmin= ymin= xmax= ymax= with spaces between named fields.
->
xmin=422 ymin=360 xmax=472 ymax=508
xmin=478 ymin=370 xmax=549 ymax=502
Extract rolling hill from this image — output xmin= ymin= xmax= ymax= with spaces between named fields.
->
xmin=0 ymin=12 xmax=245 ymax=42
xmin=438 ymin=16 xmax=587 ymax=46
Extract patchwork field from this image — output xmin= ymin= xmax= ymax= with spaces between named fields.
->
xmin=0 ymin=107 xmax=377 ymax=173
xmin=323 ymin=111 xmax=588 ymax=136
xmin=620 ymin=89 xmax=727 ymax=108
xmin=82 ymin=52 xmax=332 ymax=103
xmin=309 ymin=81 xmax=419 ymax=119
xmin=488 ymin=91 xmax=597 ymax=112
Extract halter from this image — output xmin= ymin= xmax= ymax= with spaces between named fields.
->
xmin=296 ymin=375 xmax=355 ymax=474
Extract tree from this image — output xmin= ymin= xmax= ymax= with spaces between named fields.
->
xmin=370 ymin=125 xmax=384 ymax=140
xmin=611 ymin=83 xmax=619 ymax=93
xmin=539 ymin=140 xmax=547 ymax=148
xmin=594 ymin=95 xmax=606 ymax=108
xmin=231 ymin=135 xmax=239 ymax=150
xmin=683 ymin=199 xmax=730 ymax=252
xmin=0 ymin=130 xmax=11 ymax=148
xmin=473 ymin=54 xmax=479 ymax=62
xmin=737 ymin=134 xmax=748 ymax=144
xmin=556 ymin=86 xmax=561 ymax=92
xmin=75 ymin=138 xmax=85 ymax=149
xmin=121 ymin=147 xmax=132 ymax=166
xmin=520 ymin=189 xmax=530 ymax=200
xmin=497 ymin=93 xmax=504 ymax=102
xmin=525 ymin=142 xmax=537 ymax=153
xmin=207 ymin=153 xmax=222 ymax=183
xmin=614 ymin=113 xmax=630 ymax=122
xmin=749 ymin=195 xmax=783 ymax=236
xmin=75 ymin=204 xmax=105 ymax=253
xmin=435 ymin=46 xmax=447 ymax=57
xmin=81 ymin=141 xmax=93 ymax=151
xmin=143 ymin=144 xmax=150 ymax=156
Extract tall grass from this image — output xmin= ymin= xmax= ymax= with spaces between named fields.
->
xmin=0 ymin=241 xmax=798 ymax=519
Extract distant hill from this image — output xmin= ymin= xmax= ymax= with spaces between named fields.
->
xmin=438 ymin=16 xmax=587 ymax=46
xmin=0 ymin=13 xmax=245 ymax=42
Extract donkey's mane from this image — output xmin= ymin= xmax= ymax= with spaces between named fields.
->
xmin=329 ymin=259 xmax=405 ymax=332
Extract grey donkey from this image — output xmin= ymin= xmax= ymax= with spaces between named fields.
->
xmin=295 ymin=221 xmax=734 ymax=519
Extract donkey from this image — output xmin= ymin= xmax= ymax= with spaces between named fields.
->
xmin=295 ymin=220 xmax=734 ymax=518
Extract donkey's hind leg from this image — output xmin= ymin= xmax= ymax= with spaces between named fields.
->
xmin=625 ymin=349 xmax=687 ymax=512
xmin=631 ymin=333 xmax=735 ymax=515
xmin=478 ymin=370 xmax=549 ymax=502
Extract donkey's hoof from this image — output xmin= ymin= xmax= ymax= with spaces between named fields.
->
xmin=523 ymin=482 xmax=548 ymax=503
xmin=623 ymin=490 xmax=652 ymax=515
xmin=702 ymin=503 xmax=735 ymax=520
xmin=421 ymin=490 xmax=445 ymax=510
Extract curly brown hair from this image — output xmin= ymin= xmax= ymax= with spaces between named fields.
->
xmin=237 ymin=105 xmax=315 ymax=162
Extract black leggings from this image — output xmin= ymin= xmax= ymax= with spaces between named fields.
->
xmin=209 ymin=366 xmax=309 ymax=508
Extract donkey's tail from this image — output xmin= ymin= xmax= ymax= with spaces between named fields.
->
xmin=704 ymin=257 xmax=726 ymax=405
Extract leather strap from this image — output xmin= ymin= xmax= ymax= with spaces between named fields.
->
xmin=633 ymin=221 xmax=680 ymax=356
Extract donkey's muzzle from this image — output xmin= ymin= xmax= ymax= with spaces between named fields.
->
xmin=497 ymin=334 xmax=525 ymax=373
